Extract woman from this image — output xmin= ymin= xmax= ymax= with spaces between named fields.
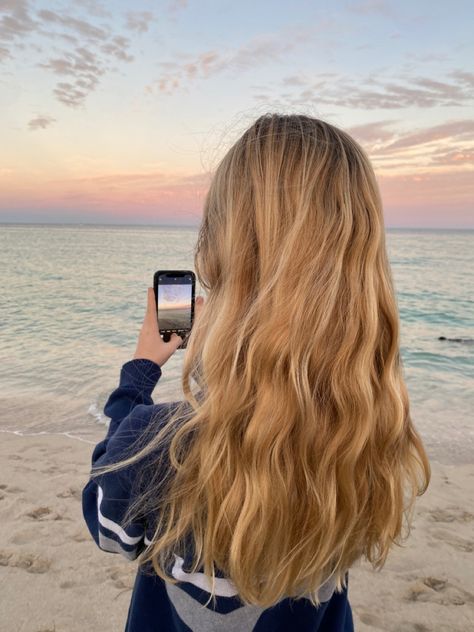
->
xmin=82 ymin=113 xmax=431 ymax=631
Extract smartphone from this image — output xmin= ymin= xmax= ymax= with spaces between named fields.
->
xmin=153 ymin=270 xmax=196 ymax=349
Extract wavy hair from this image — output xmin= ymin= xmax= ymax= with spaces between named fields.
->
xmin=91 ymin=113 xmax=431 ymax=609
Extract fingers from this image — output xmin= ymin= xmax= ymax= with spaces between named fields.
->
xmin=143 ymin=288 xmax=203 ymax=351
xmin=147 ymin=287 xmax=156 ymax=312
xmin=166 ymin=295 xmax=204 ymax=349
xmin=169 ymin=332 xmax=183 ymax=348
xmin=194 ymin=295 xmax=205 ymax=321
xmin=146 ymin=287 xmax=157 ymax=321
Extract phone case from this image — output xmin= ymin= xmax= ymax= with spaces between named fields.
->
xmin=153 ymin=270 xmax=196 ymax=349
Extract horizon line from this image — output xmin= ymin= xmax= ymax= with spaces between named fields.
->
xmin=0 ymin=221 xmax=473 ymax=231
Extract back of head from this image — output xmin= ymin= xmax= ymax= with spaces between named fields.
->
xmin=110 ymin=113 xmax=432 ymax=608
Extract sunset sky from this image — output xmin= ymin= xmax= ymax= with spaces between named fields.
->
xmin=1 ymin=0 xmax=472 ymax=228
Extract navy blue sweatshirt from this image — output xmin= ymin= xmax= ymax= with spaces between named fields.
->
xmin=82 ymin=358 xmax=354 ymax=631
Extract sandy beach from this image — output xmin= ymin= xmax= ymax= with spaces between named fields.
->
xmin=0 ymin=431 xmax=473 ymax=632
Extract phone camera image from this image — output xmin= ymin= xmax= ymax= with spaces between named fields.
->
xmin=154 ymin=270 xmax=196 ymax=350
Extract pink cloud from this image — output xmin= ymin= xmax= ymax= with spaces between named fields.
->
xmin=0 ymin=165 xmax=471 ymax=228
xmin=0 ymin=169 xmax=211 ymax=225
xmin=379 ymin=170 xmax=473 ymax=227
xmin=147 ymin=27 xmax=321 ymax=94
xmin=374 ymin=120 xmax=474 ymax=153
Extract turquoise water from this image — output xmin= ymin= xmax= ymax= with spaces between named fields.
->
xmin=0 ymin=224 xmax=472 ymax=465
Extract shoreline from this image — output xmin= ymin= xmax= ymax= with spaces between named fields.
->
xmin=0 ymin=432 xmax=473 ymax=631
xmin=1 ymin=425 xmax=472 ymax=467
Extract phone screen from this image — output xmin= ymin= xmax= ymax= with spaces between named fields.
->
xmin=156 ymin=272 xmax=193 ymax=331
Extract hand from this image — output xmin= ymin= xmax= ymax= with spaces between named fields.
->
xmin=133 ymin=288 xmax=205 ymax=368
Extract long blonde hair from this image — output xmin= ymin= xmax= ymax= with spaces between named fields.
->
xmin=91 ymin=113 xmax=431 ymax=609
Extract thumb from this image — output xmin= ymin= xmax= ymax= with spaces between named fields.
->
xmin=194 ymin=295 xmax=205 ymax=321
xmin=168 ymin=332 xmax=184 ymax=349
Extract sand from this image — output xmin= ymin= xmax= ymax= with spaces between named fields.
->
xmin=0 ymin=431 xmax=473 ymax=632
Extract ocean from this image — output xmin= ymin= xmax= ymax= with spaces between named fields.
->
xmin=0 ymin=224 xmax=472 ymax=465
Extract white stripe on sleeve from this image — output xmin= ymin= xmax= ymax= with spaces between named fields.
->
xmin=98 ymin=531 xmax=139 ymax=560
xmin=171 ymin=554 xmax=239 ymax=597
xmin=97 ymin=484 xmax=144 ymax=545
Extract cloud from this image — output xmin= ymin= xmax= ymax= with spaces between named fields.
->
xmin=1 ymin=3 xmax=135 ymax=108
xmin=38 ymin=46 xmax=104 ymax=77
xmin=450 ymin=70 xmax=474 ymax=88
xmin=346 ymin=1 xmax=394 ymax=16
xmin=378 ymin=169 xmax=474 ymax=213
xmin=74 ymin=0 xmax=112 ymax=19
xmin=375 ymin=119 xmax=474 ymax=152
xmin=125 ymin=11 xmax=154 ymax=33
xmin=147 ymin=28 xmax=316 ymax=95
xmin=73 ymin=169 xmax=212 ymax=190
xmin=37 ymin=47 xmax=105 ymax=108
xmin=167 ymin=0 xmax=188 ymax=12
xmin=23 ymin=168 xmax=212 ymax=220
xmin=346 ymin=120 xmax=399 ymax=145
xmin=269 ymin=70 xmax=474 ymax=111
xmin=101 ymin=35 xmax=134 ymax=62
xmin=0 ymin=0 xmax=37 ymax=61
xmin=406 ymin=52 xmax=450 ymax=63
xmin=281 ymin=75 xmax=307 ymax=87
xmin=344 ymin=119 xmax=474 ymax=175
xmin=37 ymin=8 xmax=108 ymax=42
xmin=34 ymin=9 xmax=134 ymax=108
xmin=28 ymin=115 xmax=56 ymax=130
xmin=3 ymin=166 xmax=471 ymax=228
xmin=52 ymin=82 xmax=89 ymax=108
xmin=430 ymin=147 xmax=474 ymax=166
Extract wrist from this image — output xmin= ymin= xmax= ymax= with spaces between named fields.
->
xmin=121 ymin=357 xmax=162 ymax=393
xmin=132 ymin=354 xmax=162 ymax=367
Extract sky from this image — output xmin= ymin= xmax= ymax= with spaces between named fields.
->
xmin=0 ymin=0 xmax=473 ymax=228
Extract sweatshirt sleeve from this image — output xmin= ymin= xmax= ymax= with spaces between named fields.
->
xmin=82 ymin=358 xmax=168 ymax=561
